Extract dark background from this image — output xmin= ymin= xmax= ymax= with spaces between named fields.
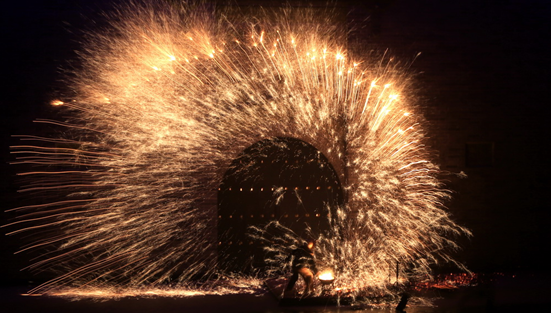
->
xmin=1 ymin=0 xmax=550 ymax=287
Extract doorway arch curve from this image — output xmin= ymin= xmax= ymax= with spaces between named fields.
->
xmin=217 ymin=137 xmax=343 ymax=273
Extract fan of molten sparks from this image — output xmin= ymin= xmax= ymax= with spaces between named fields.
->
xmin=7 ymin=1 xmax=470 ymax=295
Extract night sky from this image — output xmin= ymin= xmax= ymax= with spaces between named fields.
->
xmin=1 ymin=0 xmax=550 ymax=288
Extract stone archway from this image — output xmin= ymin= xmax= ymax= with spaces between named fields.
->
xmin=217 ymin=137 xmax=343 ymax=273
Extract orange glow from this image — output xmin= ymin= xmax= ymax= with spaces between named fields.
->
xmin=318 ymin=269 xmax=334 ymax=281
xmin=7 ymin=1 xmax=470 ymax=298
xmin=28 ymin=280 xmax=264 ymax=299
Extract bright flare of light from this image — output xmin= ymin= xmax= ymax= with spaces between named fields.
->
xmin=6 ymin=1 xmax=470 ymax=296
xmin=318 ymin=270 xmax=334 ymax=281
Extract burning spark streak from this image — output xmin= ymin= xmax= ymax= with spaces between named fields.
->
xmin=6 ymin=1 xmax=470 ymax=296
xmin=24 ymin=278 xmax=265 ymax=300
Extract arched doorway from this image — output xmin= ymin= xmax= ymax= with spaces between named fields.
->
xmin=218 ymin=137 xmax=343 ymax=273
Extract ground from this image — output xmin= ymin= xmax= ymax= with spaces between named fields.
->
xmin=1 ymin=273 xmax=549 ymax=313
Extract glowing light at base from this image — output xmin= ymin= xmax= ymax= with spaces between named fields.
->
xmin=318 ymin=270 xmax=335 ymax=284
xmin=6 ymin=0 xmax=470 ymax=298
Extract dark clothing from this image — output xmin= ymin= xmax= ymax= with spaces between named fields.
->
xmin=289 ymin=245 xmax=317 ymax=273
xmin=286 ymin=268 xmax=313 ymax=292
xmin=285 ymin=243 xmax=317 ymax=293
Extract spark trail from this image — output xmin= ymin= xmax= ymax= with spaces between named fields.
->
xmin=6 ymin=1 xmax=470 ymax=296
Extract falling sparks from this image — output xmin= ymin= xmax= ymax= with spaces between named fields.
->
xmin=6 ymin=1 xmax=470 ymax=298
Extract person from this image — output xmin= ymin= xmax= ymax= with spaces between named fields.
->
xmin=284 ymin=240 xmax=317 ymax=297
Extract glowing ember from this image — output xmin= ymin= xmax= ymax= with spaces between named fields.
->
xmin=50 ymin=99 xmax=64 ymax=106
xmin=318 ymin=270 xmax=335 ymax=284
xmin=5 ymin=0 xmax=470 ymax=297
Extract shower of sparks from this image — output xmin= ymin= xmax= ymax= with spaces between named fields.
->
xmin=6 ymin=1 xmax=470 ymax=297
xmin=24 ymin=278 xmax=266 ymax=300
